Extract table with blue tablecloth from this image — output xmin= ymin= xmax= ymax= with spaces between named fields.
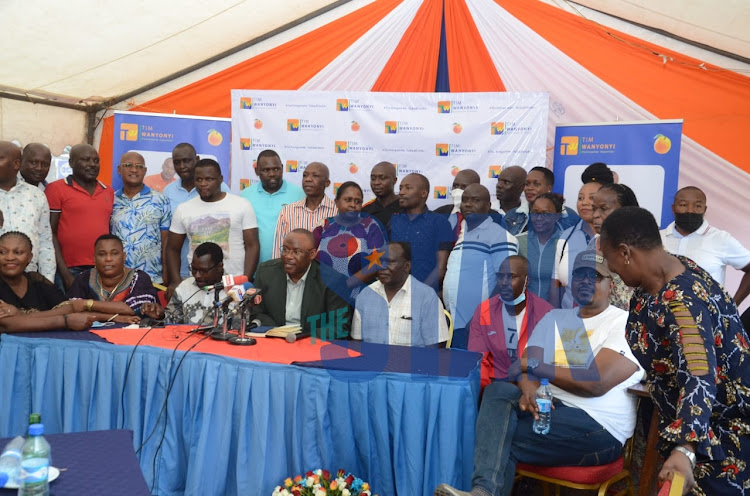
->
xmin=0 ymin=331 xmax=481 ymax=496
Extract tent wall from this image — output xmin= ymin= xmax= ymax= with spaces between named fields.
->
xmin=0 ymin=98 xmax=86 ymax=155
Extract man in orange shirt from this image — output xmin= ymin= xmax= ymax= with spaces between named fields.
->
xmin=143 ymin=157 xmax=176 ymax=192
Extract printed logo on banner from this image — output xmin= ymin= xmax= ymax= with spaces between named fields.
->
xmin=336 ymin=99 xmax=349 ymax=111
xmin=287 ymin=119 xmax=300 ymax=132
xmin=240 ymin=179 xmax=251 ymax=190
xmin=348 ymin=163 xmax=358 ymax=173
xmin=254 ymin=119 xmax=263 ymax=129
xmin=334 ymin=141 xmax=373 ymax=154
xmin=333 ymin=182 xmax=343 ymax=194
xmin=286 ymin=160 xmax=298 ymax=172
xmin=491 ymin=122 xmax=506 ymax=135
xmin=120 ymin=123 xmax=138 ymax=141
xmin=435 ymin=143 xmax=477 ymax=157
xmin=436 ymin=144 xmax=450 ymax=157
xmin=350 ymin=121 xmax=360 ymax=132
xmin=240 ymin=138 xmax=252 ymax=150
xmin=385 ymin=121 xmax=398 ymax=134
xmin=207 ymin=129 xmax=223 ymax=146
xmin=653 ymin=134 xmax=672 ymax=154
xmin=437 ymin=101 xmax=451 ymax=113
xmin=438 ymin=100 xmax=479 ymax=113
xmin=434 ymin=186 xmax=447 ymax=199
xmin=240 ymin=97 xmax=253 ymax=109
xmin=451 ymin=166 xmax=460 ymax=177
xmin=334 ymin=141 xmax=348 ymax=154
xmin=336 ymin=97 xmax=374 ymax=111
xmin=452 ymin=123 xmax=463 ymax=134
xmin=384 ymin=121 xmax=424 ymax=134
xmin=286 ymin=118 xmax=324 ymax=132
xmin=488 ymin=165 xmax=503 ymax=178
xmin=560 ymin=136 xmax=579 ymax=155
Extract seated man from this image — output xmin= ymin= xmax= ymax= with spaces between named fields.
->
xmin=436 ymin=250 xmax=643 ymax=496
xmin=468 ymin=255 xmax=553 ymax=387
xmin=351 ymin=241 xmax=449 ymax=347
xmin=251 ymin=229 xmax=350 ymax=338
xmin=165 ymin=242 xmax=233 ymax=325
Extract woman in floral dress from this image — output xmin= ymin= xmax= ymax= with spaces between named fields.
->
xmin=600 ymin=207 xmax=749 ymax=495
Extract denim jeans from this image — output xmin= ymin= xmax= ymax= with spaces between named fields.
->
xmin=472 ymin=381 xmax=622 ymax=496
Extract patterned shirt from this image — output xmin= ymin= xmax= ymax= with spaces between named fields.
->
xmin=272 ymin=196 xmax=338 ymax=258
xmin=165 ymin=277 xmax=231 ymax=325
xmin=111 ymin=185 xmax=172 ymax=283
xmin=0 ymin=180 xmax=55 ymax=280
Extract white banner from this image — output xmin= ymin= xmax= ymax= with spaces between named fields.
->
xmin=231 ymin=90 xmax=548 ymax=208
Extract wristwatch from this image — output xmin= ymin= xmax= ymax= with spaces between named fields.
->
xmin=526 ymin=358 xmax=539 ymax=375
xmin=672 ymin=446 xmax=697 ymax=469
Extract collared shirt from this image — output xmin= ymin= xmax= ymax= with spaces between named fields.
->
xmin=443 ymin=216 xmax=518 ymax=329
xmin=285 ymin=264 xmax=311 ymax=325
xmin=661 ymin=220 xmax=750 ymax=286
xmin=361 ymin=197 xmax=400 ymax=228
xmin=45 ymin=176 xmax=114 ymax=267
xmin=111 ymin=185 xmax=172 ymax=283
xmin=163 ymin=178 xmax=231 ymax=277
xmin=240 ymin=180 xmax=305 ymax=264
xmin=164 ymin=276 xmax=231 ymax=325
xmin=272 ymin=196 xmax=338 ymax=258
xmin=0 ymin=180 xmax=55 ymax=280
xmin=352 ymin=275 xmax=449 ymax=346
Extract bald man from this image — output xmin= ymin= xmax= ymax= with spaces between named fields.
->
xmin=0 ymin=141 xmax=55 ymax=281
xmin=110 ymin=151 xmax=172 ymax=284
xmin=495 ymin=166 xmax=526 ymax=214
xmin=20 ymin=142 xmax=52 ymax=191
xmin=434 ymin=169 xmax=481 ymax=215
xmin=45 ymin=144 xmax=114 ymax=289
xmin=443 ymin=184 xmax=518 ymax=348
xmin=272 ymin=162 xmax=338 ymax=258
xmin=661 ymin=186 xmax=750 ymax=304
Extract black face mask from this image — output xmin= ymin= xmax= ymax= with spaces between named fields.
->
xmin=674 ymin=212 xmax=704 ymax=233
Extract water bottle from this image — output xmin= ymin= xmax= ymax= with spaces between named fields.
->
xmin=27 ymin=414 xmax=41 ymax=431
xmin=0 ymin=436 xmax=24 ymax=487
xmin=533 ymin=378 xmax=552 ymax=435
xmin=18 ymin=424 xmax=50 ymax=496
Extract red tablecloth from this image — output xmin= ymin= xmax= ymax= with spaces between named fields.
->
xmin=91 ymin=325 xmax=359 ymax=364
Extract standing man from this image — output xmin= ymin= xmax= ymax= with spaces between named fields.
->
xmin=434 ymin=169 xmax=481 ymax=215
xmin=143 ymin=157 xmax=177 ymax=192
xmin=443 ymin=184 xmax=518 ymax=348
xmin=110 ymin=152 xmax=172 ymax=284
xmin=19 ymin=143 xmax=52 ymax=191
xmin=495 ymin=165 xmax=526 ymax=215
xmin=505 ymin=166 xmax=579 ymax=235
xmin=352 ymin=241 xmax=448 ymax=346
xmin=362 ymin=161 xmax=399 ymax=227
xmin=45 ymin=144 xmax=113 ymax=289
xmin=272 ymin=162 xmax=337 ymax=258
xmin=240 ymin=149 xmax=304 ymax=264
xmin=389 ymin=173 xmax=454 ymax=293
xmin=163 ymin=143 xmax=231 ymax=278
xmin=0 ymin=141 xmax=55 ymax=281
xmin=166 ymin=159 xmax=259 ymax=299
xmin=661 ymin=186 xmax=750 ymax=304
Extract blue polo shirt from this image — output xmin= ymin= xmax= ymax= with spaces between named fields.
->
xmin=163 ymin=178 xmax=231 ymax=278
xmin=240 ymin=180 xmax=305 ymax=264
xmin=389 ymin=210 xmax=455 ymax=292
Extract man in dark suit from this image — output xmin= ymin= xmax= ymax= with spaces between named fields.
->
xmin=251 ymin=228 xmax=350 ymax=339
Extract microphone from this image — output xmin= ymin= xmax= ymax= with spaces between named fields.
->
xmin=203 ymin=274 xmax=249 ymax=291
xmin=216 ymin=282 xmax=253 ymax=307
xmin=285 ymin=331 xmax=309 ymax=343
xmin=229 ymin=288 xmax=263 ymax=316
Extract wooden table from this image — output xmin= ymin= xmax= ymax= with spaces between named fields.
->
xmin=628 ymin=382 xmax=660 ymax=496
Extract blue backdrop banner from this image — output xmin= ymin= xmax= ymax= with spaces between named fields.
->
xmin=112 ymin=111 xmax=231 ymax=192
xmin=552 ymin=120 xmax=683 ymax=228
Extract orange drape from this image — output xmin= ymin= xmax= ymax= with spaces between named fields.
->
xmin=444 ymin=0 xmax=505 ymax=92
xmin=371 ymin=0 xmax=444 ymax=92
xmin=495 ymin=0 xmax=750 ymax=173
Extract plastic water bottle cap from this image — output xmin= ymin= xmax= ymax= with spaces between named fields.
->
xmin=540 ymin=378 xmax=549 ymax=385
xmin=28 ymin=424 xmax=44 ymax=436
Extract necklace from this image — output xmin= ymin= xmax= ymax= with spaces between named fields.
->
xmin=96 ymin=271 xmax=129 ymax=301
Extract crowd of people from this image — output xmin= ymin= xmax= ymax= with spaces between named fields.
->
xmin=0 ymin=138 xmax=748 ymax=495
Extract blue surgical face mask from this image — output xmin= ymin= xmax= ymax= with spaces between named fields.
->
xmin=499 ymin=277 xmax=527 ymax=305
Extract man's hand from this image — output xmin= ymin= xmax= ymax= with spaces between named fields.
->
xmin=66 ymin=313 xmax=98 ymax=331
xmin=659 ymin=449 xmax=696 ymax=495
xmin=517 ymin=376 xmax=544 ymax=420
xmin=140 ymin=303 xmax=165 ymax=320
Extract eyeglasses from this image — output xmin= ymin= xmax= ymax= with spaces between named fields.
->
xmin=281 ymin=247 xmax=313 ymax=257
xmin=572 ymin=270 xmax=606 ymax=283
xmin=121 ymin=163 xmax=146 ymax=170
xmin=189 ymin=263 xmax=219 ymax=275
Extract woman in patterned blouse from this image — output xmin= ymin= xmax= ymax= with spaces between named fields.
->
xmin=600 ymin=207 xmax=749 ymax=495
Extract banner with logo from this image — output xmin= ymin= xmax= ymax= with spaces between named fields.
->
xmin=230 ymin=90 xmax=548 ymax=207
xmin=112 ymin=111 xmax=231 ymax=192
xmin=553 ymin=120 xmax=683 ymax=228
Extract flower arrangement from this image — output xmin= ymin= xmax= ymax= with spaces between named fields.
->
xmin=272 ymin=469 xmax=377 ymax=496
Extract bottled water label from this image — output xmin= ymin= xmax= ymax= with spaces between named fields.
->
xmin=20 ymin=457 xmax=48 ymax=484
xmin=537 ymin=398 xmax=552 ymax=413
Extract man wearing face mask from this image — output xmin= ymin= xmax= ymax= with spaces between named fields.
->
xmin=434 ymin=169 xmax=481 ymax=214
xmin=661 ymin=186 xmax=750 ymax=304
xmin=467 ymin=255 xmax=553 ymax=388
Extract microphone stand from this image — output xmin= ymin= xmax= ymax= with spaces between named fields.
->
xmin=229 ymin=300 xmax=256 ymax=346
xmin=208 ymin=286 xmax=221 ymax=335
xmin=211 ymin=306 xmax=232 ymax=341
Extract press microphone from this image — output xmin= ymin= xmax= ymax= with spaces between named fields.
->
xmin=229 ymin=287 xmax=263 ymax=316
xmin=285 ymin=331 xmax=309 ymax=343
xmin=216 ymin=282 xmax=253 ymax=307
xmin=203 ymin=274 xmax=249 ymax=291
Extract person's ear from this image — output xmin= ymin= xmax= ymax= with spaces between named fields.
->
xmin=619 ymin=243 xmax=632 ymax=265
xmin=325 ymin=179 xmax=331 ymax=188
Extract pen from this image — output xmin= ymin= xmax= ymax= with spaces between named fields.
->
xmin=107 ymin=314 xmax=119 ymax=322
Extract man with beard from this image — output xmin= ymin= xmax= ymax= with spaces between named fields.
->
xmin=661 ymin=186 xmax=750 ymax=305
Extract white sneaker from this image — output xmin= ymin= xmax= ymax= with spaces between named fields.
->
xmin=434 ymin=484 xmax=472 ymax=496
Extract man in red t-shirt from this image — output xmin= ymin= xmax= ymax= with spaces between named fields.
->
xmin=45 ymin=144 xmax=114 ymax=289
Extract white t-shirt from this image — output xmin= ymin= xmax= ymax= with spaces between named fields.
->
xmin=527 ymin=305 xmax=644 ymax=444
xmin=170 ymin=193 xmax=258 ymax=276
xmin=501 ymin=305 xmax=526 ymax=361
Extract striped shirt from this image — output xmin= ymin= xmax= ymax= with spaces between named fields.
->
xmin=272 ymin=196 xmax=338 ymax=258
xmin=443 ymin=216 xmax=518 ymax=329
